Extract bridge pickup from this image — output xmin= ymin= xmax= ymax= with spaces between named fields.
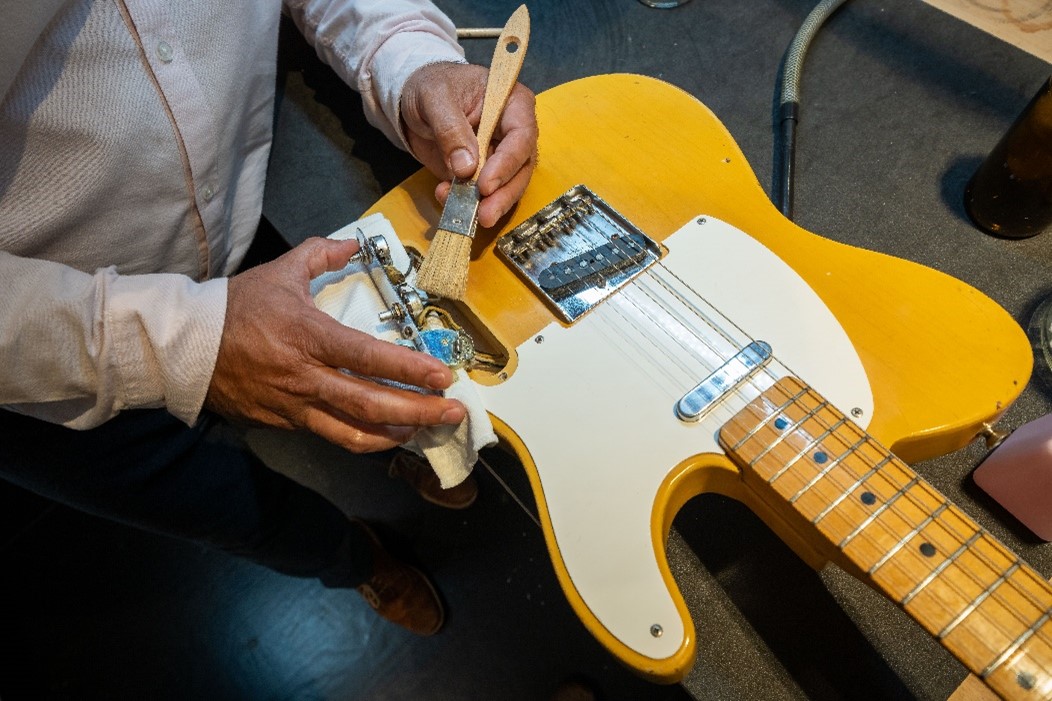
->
xmin=497 ymin=185 xmax=663 ymax=323
xmin=675 ymin=341 xmax=773 ymax=422
xmin=537 ymin=233 xmax=653 ymax=301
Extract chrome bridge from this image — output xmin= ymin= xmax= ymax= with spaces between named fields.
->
xmin=497 ymin=185 xmax=663 ymax=323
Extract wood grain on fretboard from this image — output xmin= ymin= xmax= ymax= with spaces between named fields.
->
xmin=719 ymin=377 xmax=1052 ymax=701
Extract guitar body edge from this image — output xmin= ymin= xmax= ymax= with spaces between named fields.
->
xmin=491 ymin=414 xmax=697 ymax=683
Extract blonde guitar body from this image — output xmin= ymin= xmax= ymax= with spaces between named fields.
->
xmin=366 ymin=75 xmax=1033 ymax=688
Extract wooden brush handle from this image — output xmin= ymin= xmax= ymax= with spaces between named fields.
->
xmin=473 ymin=4 xmax=530 ymax=181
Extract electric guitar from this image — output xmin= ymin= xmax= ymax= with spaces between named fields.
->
xmin=365 ymin=74 xmax=1047 ymax=700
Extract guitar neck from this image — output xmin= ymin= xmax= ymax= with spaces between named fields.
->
xmin=718 ymin=376 xmax=1052 ymax=700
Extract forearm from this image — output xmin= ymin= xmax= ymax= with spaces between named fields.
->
xmin=282 ymin=0 xmax=465 ymax=148
xmin=0 ymin=251 xmax=227 ymax=429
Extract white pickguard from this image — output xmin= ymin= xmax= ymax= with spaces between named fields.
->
xmin=477 ymin=216 xmax=873 ymax=661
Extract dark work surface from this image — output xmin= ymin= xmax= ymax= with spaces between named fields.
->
xmin=4 ymin=1 xmax=1052 ymax=700
xmin=0 ymin=442 xmax=691 ymax=701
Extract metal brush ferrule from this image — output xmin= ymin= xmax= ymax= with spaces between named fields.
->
xmin=437 ymin=180 xmax=480 ymax=238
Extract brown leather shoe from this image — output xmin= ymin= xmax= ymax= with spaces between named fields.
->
xmin=355 ymin=522 xmax=445 ymax=636
xmin=388 ymin=450 xmax=478 ymax=509
xmin=549 ymin=678 xmax=600 ymax=701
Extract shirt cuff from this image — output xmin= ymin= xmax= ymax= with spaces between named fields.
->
xmin=107 ymin=272 xmax=228 ymax=426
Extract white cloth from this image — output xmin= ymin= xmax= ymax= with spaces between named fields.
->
xmin=0 ymin=0 xmax=464 ymax=429
xmin=311 ymin=214 xmax=496 ymax=488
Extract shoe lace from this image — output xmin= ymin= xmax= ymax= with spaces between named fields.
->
xmin=358 ymin=583 xmax=382 ymax=609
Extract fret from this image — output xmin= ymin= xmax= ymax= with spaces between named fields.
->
xmin=868 ymin=503 xmax=950 ymax=575
xmin=982 ymin=611 xmax=1051 ymax=679
xmin=727 ymin=384 xmax=809 ymax=452
xmin=768 ymin=416 xmax=850 ymax=485
xmin=746 ymin=399 xmax=827 ymax=472
xmin=808 ymin=452 xmax=934 ymax=567
xmin=982 ymin=616 xmax=1052 ymax=699
xmin=789 ymin=435 xmax=867 ymax=504
xmin=871 ymin=503 xmax=991 ymax=614
xmin=905 ymin=530 xmax=1033 ymax=644
xmin=939 ymin=563 xmax=1022 ymax=641
xmin=902 ymin=531 xmax=984 ymax=606
xmin=811 ymin=455 xmax=892 ymax=524
xmin=783 ymin=437 xmax=901 ymax=550
xmin=719 ymin=376 xmax=1052 ymax=701
xmin=838 ymin=475 xmax=920 ymax=549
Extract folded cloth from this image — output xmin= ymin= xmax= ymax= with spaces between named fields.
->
xmin=310 ymin=213 xmax=496 ymax=489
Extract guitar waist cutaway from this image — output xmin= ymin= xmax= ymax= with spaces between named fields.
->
xmin=497 ymin=184 xmax=664 ymax=323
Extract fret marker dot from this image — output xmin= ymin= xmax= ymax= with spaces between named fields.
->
xmin=774 ymin=417 xmax=789 ymax=430
xmin=814 ymin=451 xmax=828 ymax=464
xmin=919 ymin=542 xmax=936 ymax=557
xmin=1017 ymin=671 xmax=1036 ymax=690
xmin=860 ymin=492 xmax=877 ymax=505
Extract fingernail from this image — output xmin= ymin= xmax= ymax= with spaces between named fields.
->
xmin=450 ymin=148 xmax=473 ymax=174
xmin=426 ymin=370 xmax=451 ymax=390
xmin=441 ymin=407 xmax=465 ymax=424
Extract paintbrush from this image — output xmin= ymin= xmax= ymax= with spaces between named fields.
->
xmin=415 ymin=4 xmax=530 ymax=301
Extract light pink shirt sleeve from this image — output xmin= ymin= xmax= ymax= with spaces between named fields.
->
xmin=283 ymin=0 xmax=466 ymax=148
xmin=0 ymin=251 xmax=227 ymax=429
xmin=0 ymin=0 xmax=461 ymax=430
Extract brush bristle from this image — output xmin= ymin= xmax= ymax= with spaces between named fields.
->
xmin=416 ymin=229 xmax=472 ymax=300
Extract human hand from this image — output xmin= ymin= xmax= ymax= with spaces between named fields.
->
xmin=400 ymin=62 xmax=537 ymax=228
xmin=206 ymin=237 xmax=466 ymax=453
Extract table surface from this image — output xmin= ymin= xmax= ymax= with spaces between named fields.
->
xmin=263 ymin=1 xmax=1052 ymax=699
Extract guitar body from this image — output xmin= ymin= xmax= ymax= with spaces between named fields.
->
xmin=366 ymin=75 xmax=1032 ymax=683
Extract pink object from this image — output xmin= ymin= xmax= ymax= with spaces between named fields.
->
xmin=974 ymin=413 xmax=1052 ymax=541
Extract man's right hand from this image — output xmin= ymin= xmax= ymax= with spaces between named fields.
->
xmin=205 ymin=236 xmax=466 ymax=453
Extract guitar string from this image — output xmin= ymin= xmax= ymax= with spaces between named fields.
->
xmin=587 ymin=301 xmax=689 ymax=397
xmin=592 ymin=277 xmax=728 ymax=394
xmin=595 ymin=260 xmax=765 ymax=415
xmin=574 ymin=207 xmax=732 ymax=387
xmin=576 ymin=205 xmax=746 ymax=378
xmin=591 ymin=244 xmax=1052 ymax=659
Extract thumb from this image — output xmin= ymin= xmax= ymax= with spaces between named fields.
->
xmin=424 ymin=96 xmax=480 ymax=180
xmin=403 ymin=64 xmax=483 ymax=180
xmin=295 ymin=236 xmax=361 ymax=280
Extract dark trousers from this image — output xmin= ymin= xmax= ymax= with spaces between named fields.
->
xmin=0 ymin=407 xmax=375 ymax=588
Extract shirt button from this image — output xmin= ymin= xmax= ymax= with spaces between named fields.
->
xmin=157 ymin=41 xmax=174 ymax=63
xmin=202 ymin=185 xmax=215 ymax=201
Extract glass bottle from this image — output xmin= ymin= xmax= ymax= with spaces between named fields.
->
xmin=964 ymin=77 xmax=1052 ymax=239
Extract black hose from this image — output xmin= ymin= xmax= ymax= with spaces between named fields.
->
xmin=775 ymin=0 xmax=851 ymax=220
